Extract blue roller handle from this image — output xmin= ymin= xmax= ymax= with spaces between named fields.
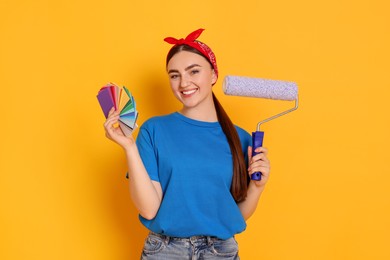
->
xmin=251 ymin=131 xmax=264 ymax=181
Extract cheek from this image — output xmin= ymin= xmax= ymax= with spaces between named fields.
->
xmin=171 ymin=80 xmax=182 ymax=91
xmin=201 ymin=75 xmax=215 ymax=87
xmin=169 ymin=81 xmax=181 ymax=98
xmin=201 ymin=71 xmax=216 ymax=86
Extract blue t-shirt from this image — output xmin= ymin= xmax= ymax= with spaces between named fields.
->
xmin=136 ymin=112 xmax=251 ymax=239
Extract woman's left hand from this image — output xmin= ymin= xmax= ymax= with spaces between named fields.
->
xmin=247 ymin=146 xmax=270 ymax=187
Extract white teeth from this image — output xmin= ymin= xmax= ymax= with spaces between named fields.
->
xmin=182 ymin=89 xmax=197 ymax=95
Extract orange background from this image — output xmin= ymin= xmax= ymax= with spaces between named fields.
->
xmin=1 ymin=0 xmax=389 ymax=259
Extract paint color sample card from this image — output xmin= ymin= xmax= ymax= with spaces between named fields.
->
xmin=97 ymin=83 xmax=138 ymax=136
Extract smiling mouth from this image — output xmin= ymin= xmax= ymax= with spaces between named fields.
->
xmin=181 ymin=88 xmax=198 ymax=96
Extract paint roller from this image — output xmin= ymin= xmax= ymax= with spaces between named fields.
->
xmin=222 ymin=75 xmax=299 ymax=181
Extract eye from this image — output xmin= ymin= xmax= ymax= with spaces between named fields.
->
xmin=169 ymin=74 xmax=180 ymax=80
xmin=190 ymin=69 xmax=200 ymax=75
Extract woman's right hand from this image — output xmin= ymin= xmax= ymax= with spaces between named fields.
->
xmin=103 ymin=107 xmax=135 ymax=149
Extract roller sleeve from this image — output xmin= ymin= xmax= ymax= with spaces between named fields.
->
xmin=223 ymin=75 xmax=298 ymax=101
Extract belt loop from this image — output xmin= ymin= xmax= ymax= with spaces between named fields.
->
xmin=207 ymin=236 xmax=213 ymax=246
xmin=164 ymin=234 xmax=170 ymax=245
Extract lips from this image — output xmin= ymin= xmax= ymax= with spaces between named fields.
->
xmin=181 ymin=88 xmax=198 ymax=96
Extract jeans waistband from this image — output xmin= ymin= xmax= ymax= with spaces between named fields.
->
xmin=149 ymin=231 xmax=217 ymax=246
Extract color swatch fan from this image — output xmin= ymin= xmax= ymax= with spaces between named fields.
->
xmin=97 ymin=83 xmax=138 ymax=136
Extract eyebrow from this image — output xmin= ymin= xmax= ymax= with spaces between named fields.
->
xmin=168 ymin=64 xmax=202 ymax=74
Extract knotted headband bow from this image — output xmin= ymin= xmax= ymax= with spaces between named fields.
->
xmin=164 ymin=28 xmax=218 ymax=78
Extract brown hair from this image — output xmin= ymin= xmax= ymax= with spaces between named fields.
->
xmin=166 ymin=44 xmax=248 ymax=202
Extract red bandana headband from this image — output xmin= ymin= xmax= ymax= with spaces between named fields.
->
xmin=164 ymin=28 xmax=218 ymax=78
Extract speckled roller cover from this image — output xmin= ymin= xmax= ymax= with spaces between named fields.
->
xmin=223 ymin=76 xmax=298 ymax=101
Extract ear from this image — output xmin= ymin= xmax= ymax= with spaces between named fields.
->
xmin=211 ymin=70 xmax=217 ymax=86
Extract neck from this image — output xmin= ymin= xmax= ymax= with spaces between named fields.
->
xmin=179 ymin=99 xmax=218 ymax=122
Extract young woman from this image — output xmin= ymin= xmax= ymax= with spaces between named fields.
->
xmin=103 ymin=29 xmax=270 ymax=260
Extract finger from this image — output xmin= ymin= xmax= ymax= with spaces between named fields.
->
xmin=248 ymin=160 xmax=270 ymax=173
xmin=107 ymin=107 xmax=118 ymax=117
xmin=249 ymin=165 xmax=270 ymax=178
xmin=250 ymin=158 xmax=270 ymax=167
xmin=249 ymin=148 xmax=269 ymax=167
xmin=104 ymin=121 xmax=119 ymax=138
xmin=250 ymin=155 xmax=266 ymax=166
xmin=254 ymin=147 xmax=268 ymax=155
xmin=249 ymin=161 xmax=270 ymax=172
xmin=247 ymin=146 xmax=253 ymax=161
xmin=105 ymin=124 xmax=121 ymax=139
xmin=105 ymin=112 xmax=120 ymax=126
xmin=251 ymin=154 xmax=270 ymax=165
xmin=256 ymin=167 xmax=270 ymax=178
xmin=104 ymin=115 xmax=120 ymax=129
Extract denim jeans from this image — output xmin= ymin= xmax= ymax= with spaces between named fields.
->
xmin=141 ymin=232 xmax=240 ymax=260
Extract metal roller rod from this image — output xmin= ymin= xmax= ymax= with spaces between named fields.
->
xmin=256 ymin=97 xmax=299 ymax=131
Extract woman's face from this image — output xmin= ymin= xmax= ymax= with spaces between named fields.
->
xmin=167 ymin=50 xmax=217 ymax=110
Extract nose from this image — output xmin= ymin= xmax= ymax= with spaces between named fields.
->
xmin=180 ymin=74 xmax=190 ymax=88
